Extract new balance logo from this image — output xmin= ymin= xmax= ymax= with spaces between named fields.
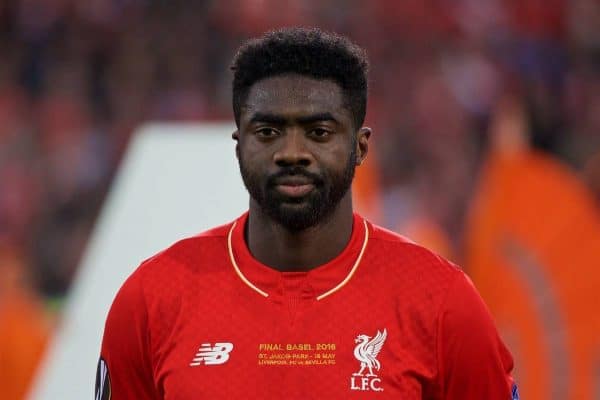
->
xmin=189 ymin=342 xmax=234 ymax=366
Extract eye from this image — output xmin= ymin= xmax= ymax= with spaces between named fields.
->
xmin=309 ymin=128 xmax=331 ymax=139
xmin=255 ymin=127 xmax=279 ymax=138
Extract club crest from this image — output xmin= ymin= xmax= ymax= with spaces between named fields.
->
xmin=350 ymin=329 xmax=387 ymax=392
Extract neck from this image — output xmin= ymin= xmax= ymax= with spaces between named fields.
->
xmin=246 ymin=194 xmax=354 ymax=272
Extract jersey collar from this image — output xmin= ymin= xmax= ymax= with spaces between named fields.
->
xmin=227 ymin=212 xmax=369 ymax=301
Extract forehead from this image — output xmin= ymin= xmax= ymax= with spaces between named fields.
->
xmin=242 ymin=74 xmax=348 ymax=121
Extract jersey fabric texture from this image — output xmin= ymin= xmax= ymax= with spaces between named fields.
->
xmin=99 ymin=212 xmax=514 ymax=399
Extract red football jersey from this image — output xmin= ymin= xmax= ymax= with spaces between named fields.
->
xmin=97 ymin=213 xmax=515 ymax=399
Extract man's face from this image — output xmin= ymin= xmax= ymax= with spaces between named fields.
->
xmin=235 ymin=74 xmax=361 ymax=231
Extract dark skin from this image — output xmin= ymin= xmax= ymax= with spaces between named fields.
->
xmin=232 ymin=74 xmax=371 ymax=272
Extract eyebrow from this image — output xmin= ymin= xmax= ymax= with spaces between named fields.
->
xmin=249 ymin=113 xmax=287 ymax=125
xmin=249 ymin=112 xmax=338 ymax=125
xmin=297 ymin=112 xmax=338 ymax=124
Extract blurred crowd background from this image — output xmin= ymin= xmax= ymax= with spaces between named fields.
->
xmin=1 ymin=0 xmax=599 ymax=399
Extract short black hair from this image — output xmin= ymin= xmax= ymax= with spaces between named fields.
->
xmin=231 ymin=27 xmax=369 ymax=129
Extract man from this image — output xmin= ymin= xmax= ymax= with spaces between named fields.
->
xmin=96 ymin=28 xmax=517 ymax=399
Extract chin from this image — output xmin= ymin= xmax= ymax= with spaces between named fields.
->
xmin=270 ymin=204 xmax=322 ymax=231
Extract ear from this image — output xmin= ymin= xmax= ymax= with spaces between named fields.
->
xmin=232 ymin=130 xmax=240 ymax=159
xmin=355 ymin=127 xmax=371 ymax=165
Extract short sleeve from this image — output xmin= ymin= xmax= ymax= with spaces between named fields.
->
xmin=96 ymin=270 xmax=161 ymax=400
xmin=437 ymin=271 xmax=515 ymax=399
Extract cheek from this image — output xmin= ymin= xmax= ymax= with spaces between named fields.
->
xmin=321 ymin=145 xmax=355 ymax=172
xmin=239 ymin=151 xmax=269 ymax=185
xmin=238 ymin=144 xmax=260 ymax=166
xmin=240 ymin=140 xmax=274 ymax=165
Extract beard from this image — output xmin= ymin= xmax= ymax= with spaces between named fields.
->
xmin=239 ymin=146 xmax=357 ymax=232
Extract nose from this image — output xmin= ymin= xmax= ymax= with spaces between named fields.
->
xmin=273 ymin=129 xmax=312 ymax=167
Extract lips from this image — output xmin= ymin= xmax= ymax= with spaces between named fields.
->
xmin=276 ymin=183 xmax=314 ymax=197
xmin=273 ymin=176 xmax=315 ymax=197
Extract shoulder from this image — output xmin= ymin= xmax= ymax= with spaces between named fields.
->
xmin=362 ymin=219 xmax=469 ymax=328
xmin=366 ymin=220 xmax=462 ymax=281
xmin=113 ymin=219 xmax=236 ymax=307
xmin=365 ymin=223 xmax=503 ymax=353
xmin=135 ymin=220 xmax=233 ymax=278
xmin=105 ymin=219 xmax=238 ymax=333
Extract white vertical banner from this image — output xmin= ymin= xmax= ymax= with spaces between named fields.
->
xmin=29 ymin=123 xmax=247 ymax=400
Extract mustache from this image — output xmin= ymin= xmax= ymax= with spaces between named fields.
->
xmin=266 ymin=167 xmax=324 ymax=187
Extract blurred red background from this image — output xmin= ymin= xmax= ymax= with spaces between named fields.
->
xmin=0 ymin=1 xmax=599 ymax=398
